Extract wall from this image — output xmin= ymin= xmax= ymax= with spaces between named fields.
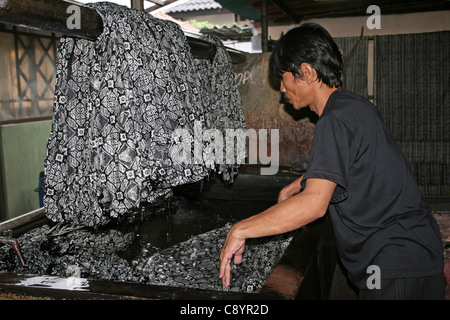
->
xmin=266 ymin=11 xmax=450 ymax=100
xmin=233 ymin=53 xmax=316 ymax=166
xmin=259 ymin=10 xmax=450 ymax=196
xmin=169 ymin=8 xmax=252 ymax=28
xmin=267 ymin=11 xmax=450 ymax=39
xmin=0 ymin=32 xmax=18 ymax=120
xmin=0 ymin=120 xmax=52 ymax=221
xmin=0 ymin=30 xmax=57 ymax=121
xmin=0 ymin=29 xmax=57 ymax=221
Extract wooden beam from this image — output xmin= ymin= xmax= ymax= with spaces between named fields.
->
xmin=0 ymin=0 xmax=103 ymax=40
xmin=131 ymin=0 xmax=144 ymax=11
xmin=269 ymin=0 xmax=299 ymax=23
xmin=261 ymin=0 xmax=268 ymax=52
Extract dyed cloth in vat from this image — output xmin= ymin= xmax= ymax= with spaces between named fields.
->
xmin=0 ymin=219 xmax=292 ymax=293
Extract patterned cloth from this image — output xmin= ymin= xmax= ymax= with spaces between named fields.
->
xmin=44 ymin=2 xmax=245 ymax=227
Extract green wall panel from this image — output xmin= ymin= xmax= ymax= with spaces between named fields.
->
xmin=0 ymin=120 xmax=52 ymax=221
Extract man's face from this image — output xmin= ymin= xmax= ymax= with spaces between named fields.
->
xmin=279 ymin=71 xmax=312 ymax=110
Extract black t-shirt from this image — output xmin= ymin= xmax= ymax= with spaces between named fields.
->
xmin=300 ymin=89 xmax=443 ymax=289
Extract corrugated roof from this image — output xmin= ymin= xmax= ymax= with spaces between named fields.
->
xmin=201 ymin=24 xmax=253 ymax=41
xmin=151 ymin=11 xmax=201 ymax=33
xmin=165 ymin=0 xmax=223 ymax=13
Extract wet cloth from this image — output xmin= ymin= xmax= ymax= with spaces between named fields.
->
xmin=44 ymin=2 xmax=245 ymax=227
xmin=0 ymin=218 xmax=291 ymax=293
xmin=192 ymin=34 xmax=246 ymax=183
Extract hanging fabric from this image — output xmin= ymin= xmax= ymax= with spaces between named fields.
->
xmin=334 ymin=36 xmax=369 ymax=98
xmin=374 ymin=31 xmax=449 ymax=196
xmin=44 ymin=2 xmax=245 ymax=227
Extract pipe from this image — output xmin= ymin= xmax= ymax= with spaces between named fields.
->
xmin=0 ymin=237 xmax=26 ymax=266
xmin=0 ymin=207 xmax=46 ymax=235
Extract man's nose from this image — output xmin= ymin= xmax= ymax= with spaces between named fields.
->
xmin=280 ymin=81 xmax=286 ymax=93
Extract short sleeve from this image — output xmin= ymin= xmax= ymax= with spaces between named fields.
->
xmin=300 ymin=115 xmax=353 ymax=203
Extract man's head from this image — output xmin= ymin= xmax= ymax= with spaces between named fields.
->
xmin=270 ymin=23 xmax=344 ymax=89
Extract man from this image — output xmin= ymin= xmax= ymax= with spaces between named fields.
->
xmin=219 ymin=23 xmax=445 ymax=300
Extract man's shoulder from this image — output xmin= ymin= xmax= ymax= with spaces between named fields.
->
xmin=330 ymin=89 xmax=370 ymax=107
xmin=319 ymin=89 xmax=384 ymax=138
xmin=325 ymin=89 xmax=375 ymax=119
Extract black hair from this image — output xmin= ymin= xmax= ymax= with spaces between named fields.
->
xmin=270 ymin=23 xmax=344 ymax=88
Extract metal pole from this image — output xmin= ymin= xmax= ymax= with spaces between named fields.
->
xmin=261 ymin=0 xmax=268 ymax=52
xmin=131 ymin=0 xmax=144 ymax=11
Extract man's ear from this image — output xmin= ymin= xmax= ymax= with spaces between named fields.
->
xmin=298 ymin=63 xmax=318 ymax=84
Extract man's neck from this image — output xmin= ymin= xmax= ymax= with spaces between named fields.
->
xmin=309 ymin=84 xmax=338 ymax=116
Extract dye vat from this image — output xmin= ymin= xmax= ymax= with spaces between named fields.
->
xmin=2 ymin=165 xmax=448 ymax=300
xmin=0 ymin=166 xmax=351 ymax=300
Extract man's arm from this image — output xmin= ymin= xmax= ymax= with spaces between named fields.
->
xmin=278 ymin=174 xmax=304 ymax=203
xmin=219 ymin=178 xmax=336 ymax=288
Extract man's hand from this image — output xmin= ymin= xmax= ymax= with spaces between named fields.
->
xmin=219 ymin=226 xmax=246 ymax=288
xmin=218 ymin=178 xmax=335 ymax=289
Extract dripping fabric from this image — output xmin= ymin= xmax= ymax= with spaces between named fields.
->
xmin=192 ymin=35 xmax=246 ymax=184
xmin=44 ymin=2 xmax=245 ymax=227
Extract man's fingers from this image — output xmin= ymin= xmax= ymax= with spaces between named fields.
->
xmin=219 ymin=256 xmax=231 ymax=288
xmin=221 ymin=262 xmax=231 ymax=287
xmin=219 ymin=226 xmax=246 ymax=288
xmin=218 ymin=257 xmax=229 ymax=279
xmin=232 ymin=243 xmax=245 ymax=265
